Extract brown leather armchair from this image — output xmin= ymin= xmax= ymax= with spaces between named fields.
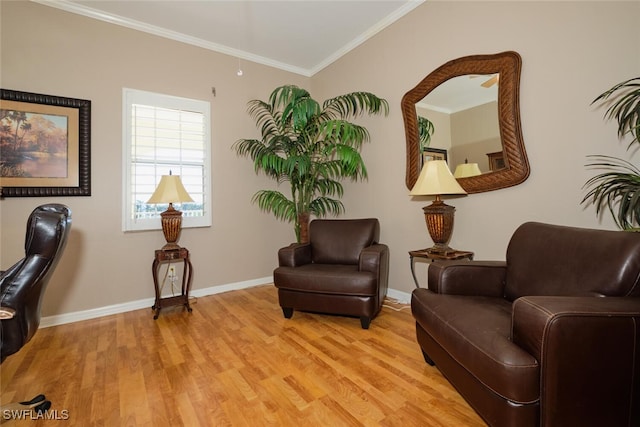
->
xmin=274 ymin=218 xmax=389 ymax=329
xmin=411 ymin=222 xmax=640 ymax=427
xmin=1 ymin=204 xmax=71 ymax=363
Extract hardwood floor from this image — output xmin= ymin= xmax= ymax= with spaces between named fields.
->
xmin=1 ymin=285 xmax=486 ymax=426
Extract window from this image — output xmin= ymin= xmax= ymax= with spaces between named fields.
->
xmin=123 ymin=88 xmax=211 ymax=232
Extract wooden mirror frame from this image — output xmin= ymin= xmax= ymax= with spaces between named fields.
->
xmin=402 ymin=51 xmax=529 ymax=192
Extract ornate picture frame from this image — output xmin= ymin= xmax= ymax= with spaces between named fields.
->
xmin=0 ymin=89 xmax=91 ymax=197
xmin=421 ymin=147 xmax=447 ymax=167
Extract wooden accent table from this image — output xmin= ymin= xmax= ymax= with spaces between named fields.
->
xmin=151 ymin=247 xmax=193 ymax=319
xmin=409 ymin=249 xmax=474 ymax=288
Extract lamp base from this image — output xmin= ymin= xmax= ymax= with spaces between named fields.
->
xmin=160 ymin=243 xmax=182 ymax=251
xmin=424 ymin=244 xmax=457 ymax=256
xmin=422 ymin=198 xmax=457 ymax=255
xmin=160 ymin=204 xmax=183 ymax=251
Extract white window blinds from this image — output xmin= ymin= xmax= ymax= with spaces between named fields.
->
xmin=123 ymin=88 xmax=211 ymax=232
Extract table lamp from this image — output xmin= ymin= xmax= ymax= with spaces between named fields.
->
xmin=147 ymin=172 xmax=194 ymax=251
xmin=454 ymin=161 xmax=482 ymax=178
xmin=410 ymin=160 xmax=467 ymax=254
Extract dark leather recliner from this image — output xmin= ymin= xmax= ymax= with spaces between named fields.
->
xmin=1 ymin=204 xmax=71 ymax=363
xmin=274 ymin=218 xmax=389 ymax=329
xmin=411 ymin=222 xmax=640 ymax=427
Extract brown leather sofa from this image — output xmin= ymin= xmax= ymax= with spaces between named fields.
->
xmin=274 ymin=218 xmax=389 ymax=329
xmin=411 ymin=222 xmax=640 ymax=427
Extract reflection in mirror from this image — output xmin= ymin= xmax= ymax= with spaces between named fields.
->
xmin=417 ymin=74 xmax=503 ymax=175
xmin=402 ymin=51 xmax=529 ymax=193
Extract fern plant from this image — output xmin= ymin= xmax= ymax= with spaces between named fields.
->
xmin=233 ymin=85 xmax=388 ymax=242
xmin=582 ymin=77 xmax=640 ymax=230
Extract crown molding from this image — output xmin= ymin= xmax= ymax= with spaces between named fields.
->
xmin=31 ymin=0 xmax=312 ymax=76
xmin=309 ymin=0 xmax=425 ymax=75
xmin=32 ymin=0 xmax=424 ymax=78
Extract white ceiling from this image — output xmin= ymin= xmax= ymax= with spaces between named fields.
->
xmin=419 ymin=74 xmax=499 ymax=114
xmin=35 ymin=0 xmax=424 ymax=77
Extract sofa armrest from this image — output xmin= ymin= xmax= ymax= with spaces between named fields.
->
xmin=360 ymin=243 xmax=390 ymax=303
xmin=277 ymin=243 xmax=312 ymax=267
xmin=512 ymin=296 xmax=640 ymax=362
xmin=359 ymin=244 xmax=389 ymax=273
xmin=512 ymin=296 xmax=640 ymax=426
xmin=427 ymin=260 xmax=507 ymax=296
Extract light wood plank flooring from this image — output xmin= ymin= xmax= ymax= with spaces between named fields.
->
xmin=1 ymin=285 xmax=485 ymax=426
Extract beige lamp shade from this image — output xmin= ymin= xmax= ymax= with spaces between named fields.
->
xmin=410 ymin=160 xmax=467 ymax=196
xmin=454 ymin=162 xmax=482 ymax=178
xmin=147 ymin=175 xmax=194 ymax=204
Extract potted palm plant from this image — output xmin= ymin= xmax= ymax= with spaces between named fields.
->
xmin=233 ymin=85 xmax=388 ymax=243
xmin=582 ymin=77 xmax=640 ymax=230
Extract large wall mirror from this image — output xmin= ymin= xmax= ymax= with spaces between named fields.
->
xmin=402 ymin=51 xmax=529 ymax=192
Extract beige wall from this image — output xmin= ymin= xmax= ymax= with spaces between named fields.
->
xmin=0 ymin=1 xmax=307 ymax=316
xmin=311 ymin=1 xmax=639 ymax=292
xmin=1 ymin=1 xmax=639 ymax=317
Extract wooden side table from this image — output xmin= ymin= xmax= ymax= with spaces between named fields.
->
xmin=151 ymin=247 xmax=193 ymax=319
xmin=409 ymin=249 xmax=474 ymax=288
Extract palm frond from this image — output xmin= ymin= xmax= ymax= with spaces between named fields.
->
xmin=231 ymin=138 xmax=258 ymax=158
xmin=256 ymin=152 xmax=286 ymax=178
xmin=232 ymin=139 xmax=285 ymax=178
xmin=592 ymin=77 xmax=640 ymax=147
xmin=582 ymin=155 xmax=640 ymax=230
xmin=283 ymin=97 xmax=321 ymax=132
xmin=313 ymin=159 xmax=345 ymax=181
xmin=418 ymin=116 xmax=435 ymax=150
xmin=318 ymin=120 xmax=370 ymax=149
xmin=322 ymin=92 xmax=389 ymax=120
xmin=282 ymin=155 xmax=312 ymax=179
xmin=269 ymin=85 xmax=310 ymax=110
xmin=251 ymin=190 xmax=297 ymax=223
xmin=247 ymin=100 xmax=279 ymax=138
xmin=308 ymin=197 xmax=344 ymax=217
xmin=333 ymin=144 xmax=367 ymax=180
xmin=313 ymin=178 xmax=343 ymax=198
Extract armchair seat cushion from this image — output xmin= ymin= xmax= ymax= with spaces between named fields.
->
xmin=275 ymin=264 xmax=377 ymax=296
xmin=412 ymin=289 xmax=539 ymax=404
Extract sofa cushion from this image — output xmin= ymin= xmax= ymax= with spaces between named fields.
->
xmin=505 ymin=222 xmax=640 ymax=301
xmin=310 ymin=219 xmax=379 ymax=265
xmin=411 ymin=288 xmax=540 ymax=404
xmin=274 ymin=264 xmax=377 ymax=296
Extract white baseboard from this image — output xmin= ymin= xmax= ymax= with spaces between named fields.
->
xmin=386 ymin=288 xmax=411 ymax=304
xmin=40 ymin=279 xmax=413 ymax=327
xmin=40 ymin=276 xmax=273 ymax=328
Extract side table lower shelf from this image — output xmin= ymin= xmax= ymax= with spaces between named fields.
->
xmin=151 ymin=247 xmax=193 ymax=319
